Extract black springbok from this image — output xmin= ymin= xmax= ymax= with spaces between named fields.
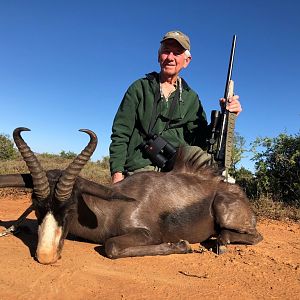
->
xmin=0 ymin=128 xmax=262 ymax=264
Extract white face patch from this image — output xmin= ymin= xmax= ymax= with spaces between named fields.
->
xmin=36 ymin=212 xmax=63 ymax=264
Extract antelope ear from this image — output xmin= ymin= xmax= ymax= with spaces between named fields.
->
xmin=79 ymin=178 xmax=136 ymax=202
xmin=0 ymin=174 xmax=33 ymax=189
xmin=78 ymin=193 xmax=98 ymax=229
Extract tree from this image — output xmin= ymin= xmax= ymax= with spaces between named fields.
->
xmin=0 ymin=133 xmax=17 ymax=160
xmin=59 ymin=150 xmax=77 ymax=159
xmin=250 ymin=132 xmax=300 ymax=205
xmin=234 ymin=167 xmax=258 ymax=199
xmin=97 ymin=156 xmax=110 ymax=169
xmin=230 ymin=132 xmax=247 ymax=174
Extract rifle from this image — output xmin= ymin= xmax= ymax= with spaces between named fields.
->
xmin=207 ymin=35 xmax=237 ymax=181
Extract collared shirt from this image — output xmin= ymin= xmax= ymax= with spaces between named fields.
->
xmin=109 ymin=72 xmax=208 ymax=174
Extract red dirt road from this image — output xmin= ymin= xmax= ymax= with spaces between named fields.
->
xmin=0 ymin=191 xmax=299 ymax=300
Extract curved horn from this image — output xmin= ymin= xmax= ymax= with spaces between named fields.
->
xmin=13 ymin=127 xmax=50 ymax=200
xmin=55 ymin=129 xmax=98 ymax=201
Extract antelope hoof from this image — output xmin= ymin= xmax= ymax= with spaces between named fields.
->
xmin=217 ymin=244 xmax=227 ymax=255
xmin=177 ymin=240 xmax=193 ymax=253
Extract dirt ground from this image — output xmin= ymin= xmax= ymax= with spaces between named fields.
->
xmin=0 ymin=191 xmax=299 ymax=300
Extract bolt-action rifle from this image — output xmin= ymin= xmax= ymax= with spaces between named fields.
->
xmin=207 ymin=35 xmax=237 ymax=181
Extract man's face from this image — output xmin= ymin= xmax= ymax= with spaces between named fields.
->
xmin=158 ymin=39 xmax=191 ymax=77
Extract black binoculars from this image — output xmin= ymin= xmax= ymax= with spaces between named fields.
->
xmin=140 ymin=134 xmax=177 ymax=169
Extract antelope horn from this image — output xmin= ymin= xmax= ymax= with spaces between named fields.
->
xmin=55 ymin=129 xmax=97 ymax=201
xmin=13 ymin=127 xmax=50 ymax=200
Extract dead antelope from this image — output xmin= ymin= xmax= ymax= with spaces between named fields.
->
xmin=0 ymin=128 xmax=262 ymax=264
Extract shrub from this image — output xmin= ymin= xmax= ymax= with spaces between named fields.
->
xmin=0 ymin=133 xmax=17 ymax=160
xmin=251 ymin=132 xmax=300 ymax=206
xmin=59 ymin=150 xmax=77 ymax=159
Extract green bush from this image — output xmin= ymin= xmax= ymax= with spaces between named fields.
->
xmin=97 ymin=156 xmax=110 ymax=169
xmin=235 ymin=167 xmax=259 ymax=199
xmin=250 ymin=132 xmax=300 ymax=206
xmin=59 ymin=150 xmax=77 ymax=159
xmin=0 ymin=133 xmax=18 ymax=160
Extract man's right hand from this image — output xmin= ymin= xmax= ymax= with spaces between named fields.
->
xmin=111 ymin=172 xmax=124 ymax=184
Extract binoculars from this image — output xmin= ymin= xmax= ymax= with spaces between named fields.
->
xmin=140 ymin=134 xmax=177 ymax=169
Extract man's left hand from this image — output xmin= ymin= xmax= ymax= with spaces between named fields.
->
xmin=219 ymin=95 xmax=242 ymax=116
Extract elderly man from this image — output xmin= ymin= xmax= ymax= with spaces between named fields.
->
xmin=109 ymin=30 xmax=242 ymax=184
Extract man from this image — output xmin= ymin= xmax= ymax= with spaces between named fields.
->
xmin=109 ymin=30 xmax=242 ymax=184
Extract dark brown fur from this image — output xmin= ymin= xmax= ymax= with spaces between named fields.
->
xmin=0 ymin=132 xmax=263 ymax=262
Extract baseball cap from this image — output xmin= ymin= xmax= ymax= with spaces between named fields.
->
xmin=160 ymin=30 xmax=191 ymax=51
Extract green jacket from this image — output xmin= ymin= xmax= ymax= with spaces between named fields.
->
xmin=109 ymin=72 xmax=208 ymax=174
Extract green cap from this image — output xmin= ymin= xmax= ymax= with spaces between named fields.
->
xmin=160 ymin=30 xmax=191 ymax=51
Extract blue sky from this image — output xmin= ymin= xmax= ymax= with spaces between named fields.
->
xmin=1 ymin=0 xmax=299 ymax=171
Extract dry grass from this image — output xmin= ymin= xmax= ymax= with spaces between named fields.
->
xmin=0 ymin=155 xmax=111 ymax=184
xmin=251 ymin=197 xmax=300 ymax=222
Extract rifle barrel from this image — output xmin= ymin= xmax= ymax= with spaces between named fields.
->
xmin=223 ymin=35 xmax=237 ymax=103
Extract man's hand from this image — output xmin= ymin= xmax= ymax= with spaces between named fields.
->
xmin=111 ymin=172 xmax=124 ymax=184
xmin=219 ymin=95 xmax=242 ymax=116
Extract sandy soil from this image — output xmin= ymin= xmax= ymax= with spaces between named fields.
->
xmin=0 ymin=191 xmax=299 ymax=300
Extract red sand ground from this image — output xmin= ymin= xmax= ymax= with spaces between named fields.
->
xmin=0 ymin=191 xmax=299 ymax=300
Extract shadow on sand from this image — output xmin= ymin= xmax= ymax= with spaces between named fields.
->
xmin=0 ymin=218 xmax=38 ymax=257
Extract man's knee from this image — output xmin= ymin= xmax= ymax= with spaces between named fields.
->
xmin=181 ymin=146 xmax=212 ymax=167
xmin=125 ymin=165 xmax=157 ymax=177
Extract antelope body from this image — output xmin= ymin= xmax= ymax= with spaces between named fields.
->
xmin=0 ymin=128 xmax=262 ymax=264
